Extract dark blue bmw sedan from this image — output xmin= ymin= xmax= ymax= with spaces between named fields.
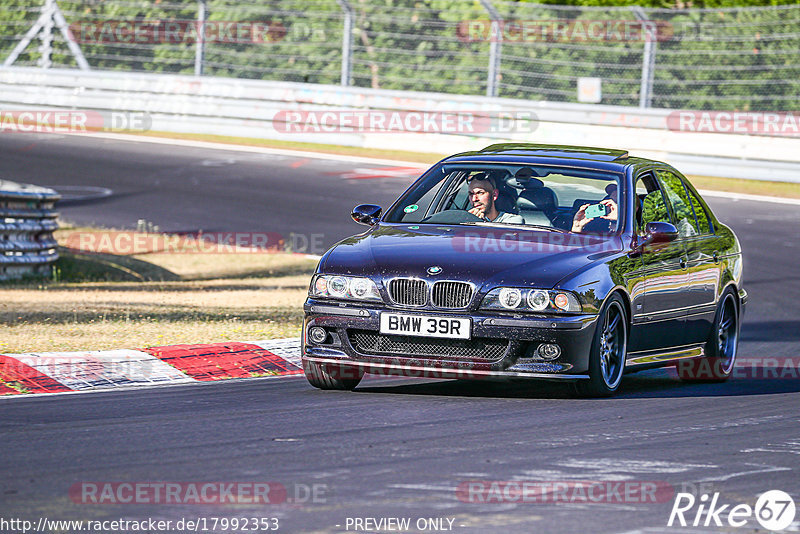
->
xmin=302 ymin=144 xmax=746 ymax=396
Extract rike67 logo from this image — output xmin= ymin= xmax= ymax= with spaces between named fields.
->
xmin=668 ymin=490 xmax=796 ymax=531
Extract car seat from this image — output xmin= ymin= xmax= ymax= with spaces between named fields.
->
xmin=517 ymin=179 xmax=557 ymax=226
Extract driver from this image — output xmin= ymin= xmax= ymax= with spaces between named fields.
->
xmin=572 ymin=183 xmax=618 ymax=233
xmin=467 ymin=173 xmax=524 ymax=224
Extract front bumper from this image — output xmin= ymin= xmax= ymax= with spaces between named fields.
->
xmin=302 ymin=298 xmax=600 ymax=380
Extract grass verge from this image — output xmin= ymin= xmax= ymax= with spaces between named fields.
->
xmin=688 ymin=175 xmax=800 ymax=199
xmin=0 ymin=226 xmax=317 ymax=353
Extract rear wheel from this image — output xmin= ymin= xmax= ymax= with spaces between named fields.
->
xmin=576 ymin=294 xmax=627 ymax=397
xmin=303 ymin=359 xmax=364 ymax=390
xmin=677 ymin=289 xmax=739 ymax=382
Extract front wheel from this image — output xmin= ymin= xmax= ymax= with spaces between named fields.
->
xmin=576 ymin=294 xmax=628 ymax=397
xmin=303 ymin=359 xmax=364 ymax=390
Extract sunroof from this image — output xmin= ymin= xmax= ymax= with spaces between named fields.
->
xmin=479 ymin=143 xmax=629 ymax=162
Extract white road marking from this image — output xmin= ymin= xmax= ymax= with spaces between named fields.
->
xmin=556 ymin=459 xmax=716 ymax=474
xmin=200 ymin=157 xmax=237 ymax=166
xmin=697 ymin=463 xmax=792 ymax=482
xmin=389 ymin=483 xmax=458 ymax=492
xmin=80 ymin=132 xmax=431 ymax=169
xmin=741 ymin=439 xmax=800 ymax=456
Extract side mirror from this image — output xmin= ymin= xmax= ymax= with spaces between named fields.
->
xmin=351 ymin=204 xmax=382 ymax=226
xmin=631 ymin=221 xmax=678 ymax=256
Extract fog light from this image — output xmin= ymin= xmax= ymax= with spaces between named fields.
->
xmin=537 ymin=343 xmax=561 ymax=360
xmin=309 ymin=326 xmax=327 ymax=344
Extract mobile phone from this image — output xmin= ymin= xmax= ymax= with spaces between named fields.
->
xmin=584 ymin=203 xmax=607 ymax=219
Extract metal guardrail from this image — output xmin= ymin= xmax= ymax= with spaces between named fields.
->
xmin=0 ymin=67 xmax=799 ymax=181
xmin=0 ymin=180 xmax=59 ymax=281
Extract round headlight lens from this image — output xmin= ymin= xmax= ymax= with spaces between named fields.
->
xmin=350 ymin=278 xmax=371 ymax=298
xmin=328 ymin=276 xmax=348 ymax=297
xmin=527 ymin=290 xmax=550 ymax=311
xmin=499 ymin=288 xmax=522 ymax=309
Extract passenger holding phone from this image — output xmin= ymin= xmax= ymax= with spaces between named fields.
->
xmin=571 ymin=183 xmax=618 ymax=233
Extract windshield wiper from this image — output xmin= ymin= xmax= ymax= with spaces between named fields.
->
xmin=521 ymin=224 xmax=569 ymax=234
xmin=461 ymin=222 xmax=569 ymax=233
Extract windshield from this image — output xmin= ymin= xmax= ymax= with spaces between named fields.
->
xmin=385 ymin=163 xmax=623 ymax=235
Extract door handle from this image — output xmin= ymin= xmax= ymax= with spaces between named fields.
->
xmin=680 ymin=258 xmax=687 ymax=269
xmin=713 ymin=252 xmax=719 ymax=263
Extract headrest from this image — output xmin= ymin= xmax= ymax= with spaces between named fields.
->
xmin=515 ymin=167 xmax=544 ymax=188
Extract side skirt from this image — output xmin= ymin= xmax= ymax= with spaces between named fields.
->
xmin=624 ymin=344 xmax=705 ymax=373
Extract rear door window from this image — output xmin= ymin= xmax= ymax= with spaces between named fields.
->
xmin=656 ymin=169 xmax=699 ymax=238
xmin=682 ymin=182 xmax=713 ymax=235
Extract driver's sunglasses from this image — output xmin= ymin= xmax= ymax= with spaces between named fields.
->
xmin=466 ymin=174 xmax=496 ymax=189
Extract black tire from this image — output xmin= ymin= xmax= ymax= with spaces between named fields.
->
xmin=303 ymin=359 xmax=364 ymax=390
xmin=677 ymin=289 xmax=739 ymax=383
xmin=576 ymin=294 xmax=628 ymax=397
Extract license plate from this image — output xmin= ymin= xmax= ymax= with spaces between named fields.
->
xmin=380 ymin=313 xmax=471 ymax=339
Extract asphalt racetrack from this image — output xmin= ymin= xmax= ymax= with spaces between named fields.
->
xmin=2 ymin=134 xmax=799 ymax=533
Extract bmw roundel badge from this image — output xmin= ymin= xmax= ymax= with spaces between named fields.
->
xmin=427 ymin=266 xmax=443 ymax=275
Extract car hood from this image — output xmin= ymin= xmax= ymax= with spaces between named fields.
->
xmin=322 ymin=224 xmax=620 ymax=289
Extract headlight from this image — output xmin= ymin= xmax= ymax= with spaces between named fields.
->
xmin=527 ymin=290 xmax=550 ymax=311
xmin=498 ymin=288 xmax=522 ymax=309
xmin=481 ymin=288 xmax=581 ymax=313
xmin=309 ymin=274 xmax=382 ymax=302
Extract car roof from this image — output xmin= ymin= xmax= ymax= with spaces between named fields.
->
xmin=443 ymin=143 xmax=653 ymax=174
